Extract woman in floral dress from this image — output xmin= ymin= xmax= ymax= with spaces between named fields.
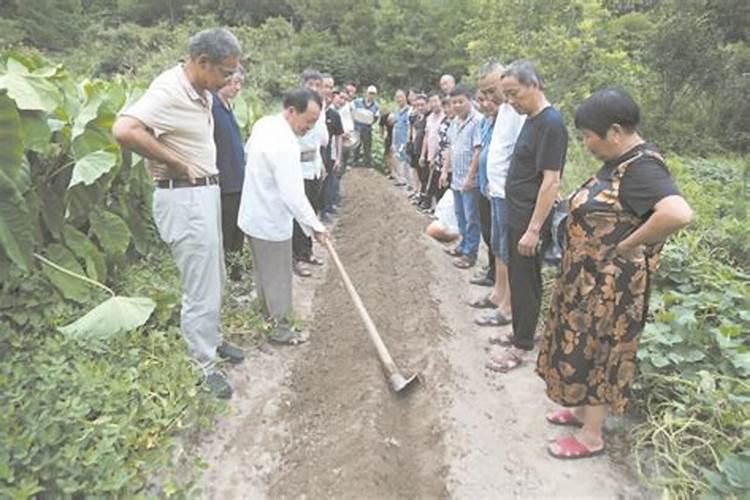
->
xmin=537 ymin=88 xmax=693 ymax=459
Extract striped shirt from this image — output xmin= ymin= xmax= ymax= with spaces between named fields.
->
xmin=449 ymin=110 xmax=482 ymax=190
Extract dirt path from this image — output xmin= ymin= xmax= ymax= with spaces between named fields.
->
xmin=196 ymin=169 xmax=648 ymax=499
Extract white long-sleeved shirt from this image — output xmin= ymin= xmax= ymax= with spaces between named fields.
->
xmin=486 ymin=103 xmax=526 ymax=198
xmin=237 ymin=114 xmax=325 ymax=241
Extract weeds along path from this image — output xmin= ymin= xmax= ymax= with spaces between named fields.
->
xmin=197 ymin=168 xmax=647 ymax=499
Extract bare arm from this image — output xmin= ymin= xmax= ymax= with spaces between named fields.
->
xmin=463 ymin=147 xmax=481 ymax=191
xmin=518 ymin=169 xmax=561 ymax=256
xmin=112 ymin=116 xmax=193 ymax=181
xmin=617 ymin=195 xmax=693 ymax=256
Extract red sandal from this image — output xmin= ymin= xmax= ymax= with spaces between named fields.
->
xmin=548 ymin=436 xmax=605 ymax=460
xmin=546 ymin=409 xmax=584 ymax=428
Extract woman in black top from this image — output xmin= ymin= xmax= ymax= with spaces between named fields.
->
xmin=536 ymin=88 xmax=693 ymax=459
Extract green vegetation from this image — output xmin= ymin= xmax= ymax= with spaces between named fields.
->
xmin=0 ymin=0 xmax=747 ymax=498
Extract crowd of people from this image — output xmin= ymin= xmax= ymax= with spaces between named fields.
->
xmin=113 ymin=27 xmax=694 ymax=462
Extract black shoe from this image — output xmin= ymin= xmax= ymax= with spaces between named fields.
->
xmin=470 ymin=275 xmax=495 ymax=287
xmin=217 ymin=341 xmax=245 ymax=364
xmin=205 ymin=372 xmax=233 ymax=399
xmin=293 ymin=260 xmax=311 ymax=278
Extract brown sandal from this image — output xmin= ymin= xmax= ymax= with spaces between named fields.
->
xmin=453 ymin=256 xmax=476 ymax=269
xmin=488 ymin=331 xmax=514 ymax=346
xmin=444 ymin=247 xmax=463 ymax=257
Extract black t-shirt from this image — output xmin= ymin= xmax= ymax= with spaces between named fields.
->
xmin=599 ymin=143 xmax=680 ymax=218
xmin=410 ymin=113 xmax=427 ymax=167
xmin=380 ymin=112 xmax=394 ymax=150
xmin=506 ymin=106 xmax=568 ymax=229
xmin=324 ymin=107 xmax=344 ymax=167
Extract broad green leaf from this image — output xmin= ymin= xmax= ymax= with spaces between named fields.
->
xmin=0 ymin=72 xmax=60 ymax=112
xmin=72 ymin=83 xmax=105 ymax=140
xmin=58 ymin=296 xmax=155 ymax=339
xmin=0 ymin=169 xmax=33 ymax=271
xmin=19 ymin=110 xmax=52 ymax=153
xmin=89 ymin=209 xmax=131 ymax=256
xmin=722 ymin=454 xmax=750 ymax=489
xmin=39 ymin=183 xmax=66 ymax=239
xmin=62 ymin=224 xmax=107 ymax=282
xmin=40 ymin=244 xmax=91 ymax=303
xmin=0 ymin=93 xmax=23 ymax=180
xmin=233 ymin=95 xmax=249 ymax=131
xmin=68 ymin=150 xmax=118 ymax=188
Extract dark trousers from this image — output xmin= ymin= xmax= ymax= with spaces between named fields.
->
xmin=478 ymin=193 xmax=496 ymax=278
xmin=507 ymin=224 xmax=550 ymax=350
xmin=354 ymin=128 xmax=373 ymax=167
xmin=292 ymin=178 xmax=321 ymax=261
xmin=422 ymin=165 xmax=448 ymax=207
xmin=221 ymin=192 xmax=244 ymax=273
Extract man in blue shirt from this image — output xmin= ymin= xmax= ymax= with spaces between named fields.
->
xmin=351 ymin=85 xmax=380 ymax=168
xmin=212 ymin=69 xmax=246 ymax=281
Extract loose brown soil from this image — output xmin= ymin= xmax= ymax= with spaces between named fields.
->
xmin=195 ymin=169 xmax=649 ymax=499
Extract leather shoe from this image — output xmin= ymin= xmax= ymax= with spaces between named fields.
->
xmin=470 ymin=275 xmax=495 ymax=287
xmin=217 ymin=342 xmax=245 ymax=364
xmin=293 ymin=260 xmax=311 ymax=278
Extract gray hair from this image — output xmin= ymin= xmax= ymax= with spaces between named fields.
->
xmin=478 ymin=59 xmax=505 ymax=78
xmin=502 ymin=60 xmax=544 ymax=90
xmin=188 ymin=28 xmax=241 ymax=63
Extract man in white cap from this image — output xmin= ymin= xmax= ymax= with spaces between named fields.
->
xmin=351 ymin=84 xmax=380 ymax=168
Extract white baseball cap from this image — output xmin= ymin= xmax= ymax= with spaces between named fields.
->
xmin=367 ymin=85 xmax=378 ymax=94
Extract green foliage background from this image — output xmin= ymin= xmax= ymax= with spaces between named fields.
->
xmin=0 ymin=0 xmax=748 ymax=498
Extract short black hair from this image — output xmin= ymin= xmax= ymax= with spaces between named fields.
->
xmin=450 ymin=84 xmax=474 ymax=100
xmin=283 ymin=87 xmax=322 ymax=113
xmin=300 ymin=69 xmax=323 ymax=85
xmin=414 ymin=93 xmax=427 ymax=102
xmin=574 ymin=87 xmax=640 ymax=137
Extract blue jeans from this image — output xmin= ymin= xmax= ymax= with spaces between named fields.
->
xmin=322 ymin=171 xmax=341 ymax=214
xmin=453 ymin=188 xmax=481 ymax=258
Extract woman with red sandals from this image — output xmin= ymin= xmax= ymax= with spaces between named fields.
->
xmin=536 ymin=88 xmax=693 ymax=460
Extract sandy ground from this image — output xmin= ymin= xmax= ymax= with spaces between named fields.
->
xmin=194 ymin=169 xmax=649 ymax=499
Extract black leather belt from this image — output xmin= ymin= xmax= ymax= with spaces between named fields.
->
xmin=155 ymin=175 xmax=219 ymax=189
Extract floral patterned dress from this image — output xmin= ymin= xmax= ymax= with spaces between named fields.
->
xmin=536 ymin=148 xmax=668 ymax=414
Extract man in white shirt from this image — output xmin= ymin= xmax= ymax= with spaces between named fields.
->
xmin=237 ymin=88 xmax=329 ymax=345
xmin=475 ymin=60 xmax=526 ymax=330
xmin=292 ymin=69 xmax=329 ymax=277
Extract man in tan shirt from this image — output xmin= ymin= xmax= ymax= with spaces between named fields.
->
xmin=113 ymin=28 xmax=242 ymax=399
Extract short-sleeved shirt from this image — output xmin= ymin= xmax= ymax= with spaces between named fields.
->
xmin=600 ymin=143 xmax=680 ymax=218
xmin=392 ymin=105 xmax=411 ymax=151
xmin=506 ymin=105 xmax=568 ymax=229
xmin=211 ymin=92 xmax=245 ymax=194
xmin=424 ymin=111 xmax=445 ymax=162
xmin=435 ymin=116 xmax=453 ymax=170
xmin=410 ymin=113 xmax=427 ymax=166
xmin=352 ymin=98 xmax=380 ymax=131
xmin=449 ymin=110 xmax=482 ymax=190
xmin=477 ymin=114 xmax=496 ymax=196
xmin=121 ymin=65 xmax=216 ymax=180
xmin=324 ymin=107 xmax=344 ymax=166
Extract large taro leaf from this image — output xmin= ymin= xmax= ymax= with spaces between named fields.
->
xmin=68 ymin=150 xmax=118 ymax=188
xmin=0 ymin=169 xmax=33 ymax=271
xmin=0 ymin=67 xmax=60 ymax=113
xmin=20 ymin=110 xmax=52 ymax=153
xmin=58 ymin=296 xmax=155 ymax=339
xmin=0 ymin=93 xmax=23 ymax=180
xmin=63 ymin=224 xmax=107 ymax=282
xmin=89 ymin=209 xmax=131 ymax=257
xmin=40 ymin=244 xmax=91 ymax=303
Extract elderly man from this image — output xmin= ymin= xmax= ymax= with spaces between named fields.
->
xmin=237 ymin=88 xmax=329 ymax=345
xmin=474 ymin=60 xmax=526 ymax=329
xmin=113 ymin=28 xmax=243 ymax=399
xmin=212 ymin=68 xmax=246 ymax=282
xmin=488 ymin=60 xmax=567 ymax=372
xmin=440 ymin=74 xmax=456 ymax=95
